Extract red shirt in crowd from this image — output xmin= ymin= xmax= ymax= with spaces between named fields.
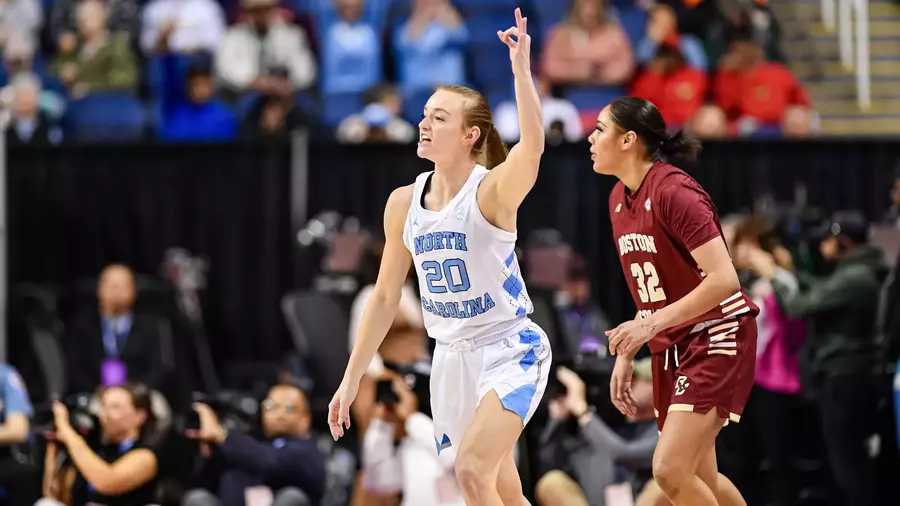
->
xmin=714 ymin=63 xmax=810 ymax=124
xmin=631 ymin=66 xmax=708 ymax=127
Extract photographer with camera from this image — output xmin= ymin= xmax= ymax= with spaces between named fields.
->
xmin=361 ymin=372 xmax=463 ymax=506
xmin=536 ymin=364 xmax=658 ymax=506
xmin=743 ymin=211 xmax=888 ymax=506
xmin=40 ymin=383 xmax=161 ymax=506
xmin=183 ymin=384 xmax=325 ymax=506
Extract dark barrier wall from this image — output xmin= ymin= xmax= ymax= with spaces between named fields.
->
xmin=309 ymin=140 xmax=900 ymax=325
xmin=9 ymin=139 xmax=900 ymax=366
xmin=9 ymin=144 xmax=293 ymax=366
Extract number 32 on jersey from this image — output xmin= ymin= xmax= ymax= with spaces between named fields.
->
xmin=630 ymin=261 xmax=667 ymax=303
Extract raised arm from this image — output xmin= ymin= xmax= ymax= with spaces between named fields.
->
xmin=329 ymin=185 xmax=414 ymax=440
xmin=479 ymin=8 xmax=544 ymax=226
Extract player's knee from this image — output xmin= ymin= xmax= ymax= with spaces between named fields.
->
xmin=535 ymin=471 xmax=587 ymax=506
xmin=653 ymin=454 xmax=691 ymax=499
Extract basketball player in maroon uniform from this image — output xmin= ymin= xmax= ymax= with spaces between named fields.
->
xmin=589 ymin=97 xmax=759 ymax=506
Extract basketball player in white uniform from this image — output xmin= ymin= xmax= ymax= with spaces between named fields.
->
xmin=329 ymin=9 xmax=550 ymax=506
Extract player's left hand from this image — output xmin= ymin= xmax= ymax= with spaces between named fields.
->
xmin=497 ymin=8 xmax=531 ymax=76
xmin=606 ymin=319 xmax=654 ymax=357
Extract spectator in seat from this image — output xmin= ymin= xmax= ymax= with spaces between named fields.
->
xmin=554 ymin=255 xmax=612 ymax=362
xmin=1 ymin=32 xmax=66 ymax=119
xmin=240 ymin=69 xmax=308 ymax=141
xmin=321 ymin=0 xmax=383 ymax=95
xmin=535 ymin=365 xmax=658 ymax=506
xmin=686 ymin=104 xmax=727 ymax=138
xmin=636 ymin=4 xmax=707 ymax=70
xmin=730 ymin=2 xmax=786 ymax=63
xmin=41 ymin=383 xmax=161 ymax=506
xmin=52 ymin=0 xmax=139 ymax=51
xmin=392 ymin=0 xmax=468 ymax=96
xmin=184 ymin=384 xmax=326 ymax=506
xmin=141 ymin=0 xmax=226 ymax=56
xmin=53 ymin=0 xmax=138 ymax=99
xmin=215 ymin=0 xmax=316 ymax=97
xmin=336 ymin=83 xmax=415 ymax=143
xmin=714 ymin=34 xmax=811 ymax=129
xmin=781 ymin=105 xmax=815 ymax=138
xmin=360 ymin=373 xmax=464 ymax=506
xmin=0 ymin=0 xmax=41 ymax=52
xmin=4 ymin=74 xmax=62 ymax=146
xmin=0 ymin=364 xmax=38 ymax=506
xmin=65 ymin=264 xmax=167 ymax=394
xmin=631 ymin=42 xmax=707 ymax=129
xmin=540 ymin=0 xmax=634 ymax=88
xmin=494 ymin=76 xmax=583 ymax=144
xmin=160 ymin=62 xmax=237 ymax=141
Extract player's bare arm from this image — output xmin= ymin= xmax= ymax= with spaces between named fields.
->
xmin=328 ymin=184 xmax=414 ymax=440
xmin=609 ymin=236 xmax=740 ymax=357
xmin=479 ymin=8 xmax=544 ymax=230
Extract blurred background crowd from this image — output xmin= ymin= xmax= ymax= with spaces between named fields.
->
xmin=0 ymin=0 xmax=897 ymax=506
xmin=0 ymin=0 xmax=835 ymax=145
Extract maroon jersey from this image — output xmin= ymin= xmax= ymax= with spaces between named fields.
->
xmin=609 ymin=161 xmax=758 ymax=354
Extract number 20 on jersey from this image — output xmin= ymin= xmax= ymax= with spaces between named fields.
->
xmin=630 ymin=261 xmax=667 ymax=303
xmin=423 ymin=258 xmax=471 ymax=294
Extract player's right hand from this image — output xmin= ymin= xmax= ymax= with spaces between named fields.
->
xmin=610 ymin=355 xmax=638 ymax=417
xmin=328 ymin=380 xmax=359 ymax=441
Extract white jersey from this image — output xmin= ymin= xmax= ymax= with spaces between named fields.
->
xmin=402 ymin=165 xmax=533 ymax=345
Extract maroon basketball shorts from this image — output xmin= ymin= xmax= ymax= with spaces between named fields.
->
xmin=651 ymin=315 xmax=758 ymax=431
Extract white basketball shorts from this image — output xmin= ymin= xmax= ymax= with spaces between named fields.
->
xmin=430 ymin=321 xmax=552 ymax=456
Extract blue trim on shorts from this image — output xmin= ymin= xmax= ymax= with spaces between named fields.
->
xmin=501 ymin=384 xmax=538 ymax=421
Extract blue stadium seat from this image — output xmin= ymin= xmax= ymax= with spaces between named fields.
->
xmin=464 ymin=12 xmax=512 ymax=43
xmin=470 ymin=44 xmax=511 ymax=90
xmin=64 ymin=94 xmax=146 ymax=142
xmin=564 ymin=86 xmax=623 ymax=112
xmin=453 ymin=0 xmax=518 ymax=7
xmin=322 ymin=91 xmax=363 ymax=127
xmin=615 ymin=7 xmax=648 ymax=48
xmin=533 ymin=0 xmax=569 ymax=34
xmin=402 ymin=88 xmax=435 ymax=124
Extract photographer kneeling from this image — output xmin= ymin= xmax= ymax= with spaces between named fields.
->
xmin=184 ymin=384 xmax=325 ymax=506
xmin=40 ymin=383 xmax=160 ymax=506
xmin=536 ymin=364 xmax=658 ymax=506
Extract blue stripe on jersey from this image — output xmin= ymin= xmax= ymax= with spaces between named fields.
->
xmin=503 ymin=250 xmax=527 ymax=315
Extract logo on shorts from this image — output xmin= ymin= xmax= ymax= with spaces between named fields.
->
xmin=674 ymin=376 xmax=690 ymax=396
xmin=435 ymin=433 xmax=452 ymax=455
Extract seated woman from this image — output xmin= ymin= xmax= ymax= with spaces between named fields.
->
xmin=40 ymin=382 xmax=161 ymax=506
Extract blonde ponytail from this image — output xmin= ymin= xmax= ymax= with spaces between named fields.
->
xmin=482 ymin=126 xmax=508 ymax=169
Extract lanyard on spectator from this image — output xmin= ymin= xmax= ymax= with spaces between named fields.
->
xmin=102 ymin=316 xmax=132 ymax=357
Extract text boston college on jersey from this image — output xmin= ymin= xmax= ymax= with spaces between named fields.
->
xmin=412 ymin=230 xmax=497 ymax=319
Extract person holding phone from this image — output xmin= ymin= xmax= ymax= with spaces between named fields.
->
xmin=362 ymin=373 xmax=463 ymax=506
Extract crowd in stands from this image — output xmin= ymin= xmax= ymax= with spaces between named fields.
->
xmin=0 ymin=0 xmax=816 ymax=145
